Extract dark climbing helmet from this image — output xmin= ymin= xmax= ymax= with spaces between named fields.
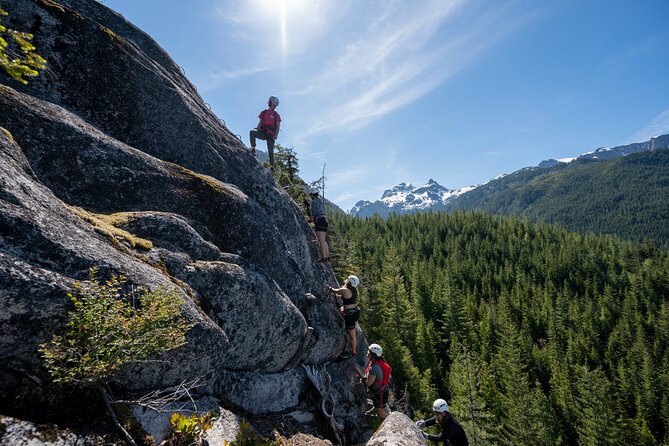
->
xmin=269 ymin=96 xmax=280 ymax=106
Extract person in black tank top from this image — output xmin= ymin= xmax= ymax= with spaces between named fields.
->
xmin=328 ymin=275 xmax=361 ymax=356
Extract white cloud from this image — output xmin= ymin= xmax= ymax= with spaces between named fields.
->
xmin=294 ymin=0 xmax=528 ymax=138
xmin=628 ymin=109 xmax=669 ymax=143
xmin=197 ymin=67 xmax=268 ymax=92
xmin=326 ymin=166 xmax=368 ymax=189
xmin=207 ymin=0 xmax=530 ymax=140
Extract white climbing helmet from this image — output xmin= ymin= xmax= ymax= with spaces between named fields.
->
xmin=269 ymin=95 xmax=280 ymax=106
xmin=309 ymin=186 xmax=319 ymax=195
xmin=347 ymin=275 xmax=360 ymax=287
xmin=368 ymin=343 xmax=383 ymax=356
xmin=433 ymin=398 xmax=449 ymax=413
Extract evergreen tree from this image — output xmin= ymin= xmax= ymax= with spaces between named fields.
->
xmin=573 ymin=366 xmax=623 ymax=446
xmin=449 ymin=343 xmax=497 ymax=446
xmin=493 ymin=318 xmax=559 ymax=446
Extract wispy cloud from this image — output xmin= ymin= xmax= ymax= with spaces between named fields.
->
xmin=197 ymin=67 xmax=268 ymax=92
xmin=628 ymin=108 xmax=669 ymax=143
xmin=209 ymin=0 xmax=529 ymax=138
xmin=326 ymin=166 xmax=368 ymax=189
xmin=295 ymin=0 xmax=529 ymax=138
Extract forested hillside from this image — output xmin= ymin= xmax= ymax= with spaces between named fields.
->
xmin=329 ymin=211 xmax=669 ymax=445
xmin=446 ymin=149 xmax=669 ymax=248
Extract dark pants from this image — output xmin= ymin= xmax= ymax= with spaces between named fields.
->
xmin=250 ymin=128 xmax=275 ymax=166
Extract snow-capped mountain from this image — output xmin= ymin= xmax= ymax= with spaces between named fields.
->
xmin=350 ymin=134 xmax=669 ymax=219
xmin=350 ymin=179 xmax=474 ymax=218
xmin=537 ymin=134 xmax=669 ymax=168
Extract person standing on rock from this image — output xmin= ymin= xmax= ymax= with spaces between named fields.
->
xmin=416 ymin=399 xmax=469 ymax=445
xmin=249 ymin=96 xmax=281 ymax=168
xmin=362 ymin=343 xmax=391 ymax=420
xmin=328 ymin=275 xmax=360 ymax=356
xmin=308 ymin=186 xmax=329 ymax=261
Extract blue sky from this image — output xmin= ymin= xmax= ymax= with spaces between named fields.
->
xmin=102 ymin=0 xmax=669 ymax=211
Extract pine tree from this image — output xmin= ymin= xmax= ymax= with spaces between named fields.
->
xmin=573 ymin=366 xmax=623 ymax=446
xmin=449 ymin=343 xmax=497 ymax=446
xmin=494 ymin=318 xmax=559 ymax=446
xmin=378 ymin=247 xmax=418 ymax=349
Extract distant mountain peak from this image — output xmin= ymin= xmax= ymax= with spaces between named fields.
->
xmin=537 ymin=134 xmax=669 ymax=167
xmin=351 ymin=179 xmax=471 ymax=218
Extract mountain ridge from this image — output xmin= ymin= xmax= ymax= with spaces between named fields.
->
xmin=349 ymin=134 xmax=669 ymax=224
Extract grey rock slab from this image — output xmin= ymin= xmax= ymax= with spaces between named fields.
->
xmin=366 ymin=412 xmax=426 ymax=446
xmin=182 ymin=260 xmax=307 ymax=372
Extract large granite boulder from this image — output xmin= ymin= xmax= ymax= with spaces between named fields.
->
xmin=366 ymin=412 xmax=426 ymax=446
xmin=0 ymin=0 xmax=368 ymax=443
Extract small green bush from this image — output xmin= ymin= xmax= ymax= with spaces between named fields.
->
xmin=0 ymin=8 xmax=47 ymax=84
xmin=40 ymin=268 xmax=193 ymax=384
xmin=167 ymin=411 xmax=216 ymax=446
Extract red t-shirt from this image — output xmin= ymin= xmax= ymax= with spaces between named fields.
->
xmin=259 ymin=109 xmax=281 ymax=139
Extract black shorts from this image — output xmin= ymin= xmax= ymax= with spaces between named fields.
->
xmin=343 ymin=307 xmax=360 ymax=329
xmin=369 ymin=387 xmax=389 ymax=408
xmin=314 ymin=216 xmax=328 ymax=232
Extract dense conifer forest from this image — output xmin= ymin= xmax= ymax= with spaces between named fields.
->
xmin=446 ymin=149 xmax=669 ymax=248
xmin=328 ymin=211 xmax=669 ymax=445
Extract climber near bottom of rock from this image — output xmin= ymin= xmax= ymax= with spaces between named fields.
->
xmin=360 ymin=343 xmax=392 ymax=420
xmin=415 ymin=398 xmax=469 ymax=445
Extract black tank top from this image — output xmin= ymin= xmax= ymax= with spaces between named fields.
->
xmin=342 ymin=286 xmax=357 ymax=306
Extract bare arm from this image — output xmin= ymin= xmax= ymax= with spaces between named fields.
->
xmin=328 ymin=286 xmax=351 ymax=299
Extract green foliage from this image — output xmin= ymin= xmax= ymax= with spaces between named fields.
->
xmin=0 ymin=8 xmax=47 ymax=84
xmin=167 ymin=411 xmax=216 ymax=446
xmin=331 ymin=211 xmax=669 ymax=445
xmin=273 ymin=144 xmax=308 ymax=206
xmin=447 ymin=149 xmax=669 ymax=248
xmin=224 ymin=419 xmax=277 ymax=446
xmin=449 ymin=344 xmax=497 ymax=446
xmin=40 ymin=268 xmax=193 ymax=384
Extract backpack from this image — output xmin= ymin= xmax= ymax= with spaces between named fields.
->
xmin=366 ymin=359 xmax=392 ymax=388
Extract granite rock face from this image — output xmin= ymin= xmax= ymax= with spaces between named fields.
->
xmin=0 ymin=0 xmax=366 ymax=443
xmin=366 ymin=412 xmax=426 ymax=446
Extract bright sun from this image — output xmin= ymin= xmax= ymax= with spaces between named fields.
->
xmin=255 ymin=0 xmax=312 ymax=55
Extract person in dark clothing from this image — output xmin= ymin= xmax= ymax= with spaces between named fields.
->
xmin=416 ymin=398 xmax=469 ymax=445
xmin=250 ymin=95 xmax=281 ymax=168
xmin=328 ymin=274 xmax=360 ymax=355
xmin=308 ymin=186 xmax=329 ymax=261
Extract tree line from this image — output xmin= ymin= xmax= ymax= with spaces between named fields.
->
xmin=328 ymin=211 xmax=669 ymax=445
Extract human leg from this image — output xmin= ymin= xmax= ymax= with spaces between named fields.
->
xmin=377 ymin=388 xmax=389 ymax=419
xmin=344 ymin=308 xmax=360 ymax=355
xmin=249 ymin=129 xmax=267 ymax=158
xmin=370 ymin=387 xmax=389 ymax=419
xmin=316 ymin=230 xmax=329 ymax=260
xmin=348 ymin=327 xmax=357 ymax=355
xmin=267 ymin=138 xmax=275 ymax=167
